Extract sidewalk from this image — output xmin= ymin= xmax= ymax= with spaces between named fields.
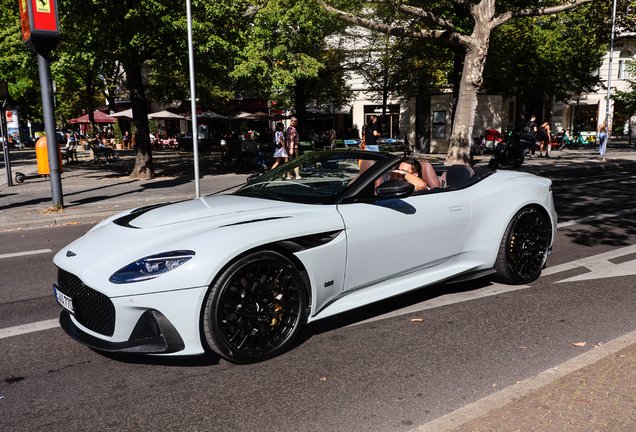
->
xmin=3 ymin=140 xmax=634 ymax=232
xmin=2 ymin=140 xmax=636 ymax=432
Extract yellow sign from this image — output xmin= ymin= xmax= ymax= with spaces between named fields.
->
xmin=35 ymin=0 xmax=52 ymax=13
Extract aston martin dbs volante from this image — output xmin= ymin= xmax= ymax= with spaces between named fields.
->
xmin=53 ymin=150 xmax=557 ymax=363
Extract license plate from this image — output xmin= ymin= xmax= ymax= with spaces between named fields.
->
xmin=54 ymin=285 xmax=75 ymax=314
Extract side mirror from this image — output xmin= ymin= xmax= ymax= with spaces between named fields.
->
xmin=375 ymin=179 xmax=414 ymax=198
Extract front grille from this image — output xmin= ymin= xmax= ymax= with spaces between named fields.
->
xmin=129 ymin=310 xmax=164 ymax=344
xmin=57 ymin=269 xmax=116 ymax=336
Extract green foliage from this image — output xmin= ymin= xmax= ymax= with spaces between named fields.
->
xmin=482 ymin=5 xmax=608 ymax=106
xmin=147 ymin=0 xmax=247 ymax=109
xmin=231 ymin=0 xmax=351 ymax=111
xmin=613 ymin=59 xmax=636 ymax=115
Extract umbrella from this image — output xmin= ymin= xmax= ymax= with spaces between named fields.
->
xmin=230 ymin=111 xmax=252 ymax=119
xmin=188 ymin=111 xmax=229 ymax=120
xmin=110 ymin=108 xmax=134 ymax=120
xmin=241 ymin=111 xmax=275 ymax=121
xmin=148 ymin=110 xmax=187 ymax=120
xmin=68 ymin=110 xmax=116 ymax=124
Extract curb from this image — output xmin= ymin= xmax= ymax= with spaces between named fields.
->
xmin=0 ymin=210 xmax=118 ymax=231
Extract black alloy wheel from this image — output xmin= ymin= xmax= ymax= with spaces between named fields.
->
xmin=494 ymin=207 xmax=552 ymax=284
xmin=203 ymin=251 xmax=307 ymax=363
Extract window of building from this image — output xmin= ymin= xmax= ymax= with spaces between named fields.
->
xmin=432 ymin=111 xmax=446 ymax=139
xmin=618 ymin=50 xmax=633 ymax=80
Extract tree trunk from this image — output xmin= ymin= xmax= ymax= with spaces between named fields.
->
xmin=125 ymin=64 xmax=154 ymax=179
xmin=445 ymin=31 xmax=490 ymax=165
xmin=294 ymin=82 xmax=308 ymax=139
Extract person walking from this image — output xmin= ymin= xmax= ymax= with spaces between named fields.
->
xmin=597 ymin=121 xmax=608 ymax=156
xmin=537 ymin=122 xmax=551 ymax=157
xmin=271 ymin=122 xmax=288 ymax=170
xmin=365 ymin=115 xmax=381 ymax=152
xmin=286 ymin=117 xmax=301 ymax=179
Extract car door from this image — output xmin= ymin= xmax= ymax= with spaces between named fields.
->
xmin=336 ymin=190 xmax=472 ymax=291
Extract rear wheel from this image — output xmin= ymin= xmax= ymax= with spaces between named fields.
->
xmin=203 ymin=251 xmax=307 ymax=363
xmin=494 ymin=207 xmax=551 ymax=284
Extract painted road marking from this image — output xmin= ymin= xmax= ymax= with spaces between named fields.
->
xmin=355 ymin=243 xmax=636 ymax=326
xmin=542 ymin=243 xmax=636 ymax=283
xmin=0 ymin=248 xmax=53 ymax=259
xmin=558 ymin=208 xmax=636 ymax=229
xmin=0 ymin=319 xmax=59 ymax=340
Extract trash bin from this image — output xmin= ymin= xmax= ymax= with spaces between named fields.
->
xmin=36 ymin=136 xmax=63 ymax=175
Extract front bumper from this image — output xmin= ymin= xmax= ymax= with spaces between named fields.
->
xmin=60 ymin=309 xmax=185 ymax=353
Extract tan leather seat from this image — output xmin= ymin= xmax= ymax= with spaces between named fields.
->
xmin=419 ymin=161 xmax=441 ymax=189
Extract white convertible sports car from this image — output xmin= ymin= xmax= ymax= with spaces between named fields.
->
xmin=53 ymin=150 xmax=557 ymax=363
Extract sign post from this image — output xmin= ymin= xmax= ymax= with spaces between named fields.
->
xmin=19 ymin=0 xmax=63 ymax=206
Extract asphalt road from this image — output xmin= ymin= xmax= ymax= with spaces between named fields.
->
xmin=1 ymin=168 xmax=636 ymax=432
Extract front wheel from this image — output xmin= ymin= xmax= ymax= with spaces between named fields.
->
xmin=203 ymin=251 xmax=307 ymax=363
xmin=494 ymin=207 xmax=551 ymax=284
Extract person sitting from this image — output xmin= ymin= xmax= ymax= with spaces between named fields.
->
xmin=386 ymin=158 xmax=428 ymax=192
xmin=96 ymin=133 xmax=116 ymax=160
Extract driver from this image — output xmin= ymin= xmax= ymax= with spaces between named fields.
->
xmin=387 ymin=158 xmax=428 ymax=192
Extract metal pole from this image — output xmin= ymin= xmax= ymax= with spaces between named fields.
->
xmin=38 ymin=51 xmax=64 ymax=207
xmin=1 ymin=101 xmax=12 ymax=187
xmin=604 ymin=0 xmax=618 ymax=162
xmin=186 ymin=0 xmax=200 ymax=198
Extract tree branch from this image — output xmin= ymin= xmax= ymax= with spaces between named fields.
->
xmin=491 ymin=0 xmax=597 ymax=29
xmin=317 ymin=1 xmax=473 ymax=48
xmin=365 ymin=0 xmax=456 ymax=31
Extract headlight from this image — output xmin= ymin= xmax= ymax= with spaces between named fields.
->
xmin=109 ymin=251 xmax=195 ymax=284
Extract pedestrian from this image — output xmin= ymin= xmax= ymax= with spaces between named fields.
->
xmin=523 ymin=115 xmax=538 ymax=156
xmin=271 ymin=122 xmax=288 ymax=170
xmin=365 ymin=115 xmax=381 ymax=152
xmin=241 ymin=131 xmax=268 ymax=172
xmin=286 ymin=117 xmax=301 ymax=179
xmin=329 ymin=127 xmax=337 ymax=149
xmin=537 ymin=122 xmax=551 ymax=157
xmin=597 ymin=121 xmax=608 ymax=156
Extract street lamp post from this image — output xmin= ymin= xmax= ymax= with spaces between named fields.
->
xmin=604 ymin=0 xmax=618 ymax=162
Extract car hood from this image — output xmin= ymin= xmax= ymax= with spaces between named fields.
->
xmin=54 ymin=194 xmax=339 ymax=295
xmin=120 ymin=194 xmax=290 ymax=229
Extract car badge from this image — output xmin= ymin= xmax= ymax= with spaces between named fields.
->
xmin=66 ymin=250 xmax=76 ymax=257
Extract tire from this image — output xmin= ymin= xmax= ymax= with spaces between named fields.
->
xmin=14 ymin=172 xmax=26 ymax=184
xmin=203 ymin=251 xmax=307 ymax=363
xmin=494 ymin=207 xmax=551 ymax=284
xmin=471 ymin=143 xmax=484 ymax=156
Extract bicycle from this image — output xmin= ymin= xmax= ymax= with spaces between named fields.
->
xmin=557 ymin=132 xmax=594 ymax=150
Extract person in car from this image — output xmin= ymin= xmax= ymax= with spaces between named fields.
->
xmin=387 ymin=158 xmax=428 ymax=192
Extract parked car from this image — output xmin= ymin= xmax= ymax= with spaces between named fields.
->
xmin=53 ymin=150 xmax=557 ymax=363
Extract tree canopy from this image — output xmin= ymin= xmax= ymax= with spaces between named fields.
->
xmin=319 ymin=0 xmax=601 ymax=164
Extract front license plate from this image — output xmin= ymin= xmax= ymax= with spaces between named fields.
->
xmin=54 ymin=285 xmax=75 ymax=314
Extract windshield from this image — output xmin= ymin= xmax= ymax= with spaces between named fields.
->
xmin=234 ymin=150 xmax=387 ymax=204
